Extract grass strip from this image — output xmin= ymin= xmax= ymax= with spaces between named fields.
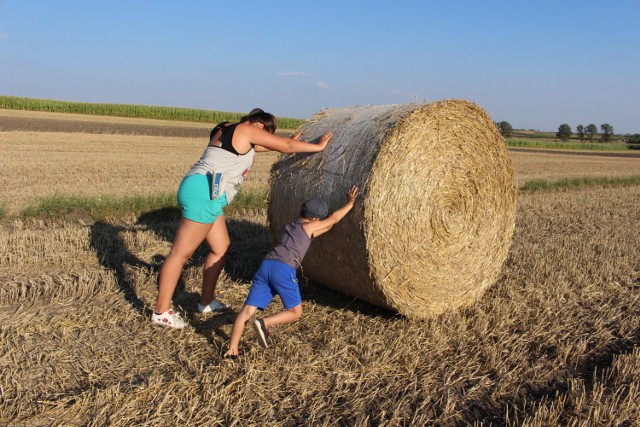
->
xmin=520 ymin=175 xmax=640 ymax=192
xmin=18 ymin=190 xmax=269 ymax=221
xmin=20 ymin=193 xmax=178 ymax=221
xmin=507 ymin=139 xmax=633 ymax=151
xmin=14 ymin=176 xmax=640 ymax=221
xmin=224 ymin=190 xmax=269 ymax=215
xmin=0 ymin=201 xmax=6 ymax=220
xmin=0 ymin=95 xmax=306 ymax=130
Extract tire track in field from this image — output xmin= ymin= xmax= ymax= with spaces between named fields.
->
xmin=0 ymin=114 xmax=296 ymax=138
xmin=0 ymin=115 xmax=210 ymax=138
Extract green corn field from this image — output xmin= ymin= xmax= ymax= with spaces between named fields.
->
xmin=0 ymin=95 xmax=306 ymax=129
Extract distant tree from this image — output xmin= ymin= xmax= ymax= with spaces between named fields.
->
xmin=576 ymin=124 xmax=585 ymax=141
xmin=627 ymin=134 xmax=640 ymax=143
xmin=497 ymin=121 xmax=513 ymax=138
xmin=585 ymin=123 xmax=598 ymax=141
xmin=600 ymin=123 xmax=614 ymax=142
xmin=556 ymin=123 xmax=572 ymax=141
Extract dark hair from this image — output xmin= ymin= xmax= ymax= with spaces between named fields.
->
xmin=239 ymin=108 xmax=277 ymax=134
xmin=246 ymin=108 xmax=265 ymax=115
xmin=209 ymin=121 xmax=231 ymax=140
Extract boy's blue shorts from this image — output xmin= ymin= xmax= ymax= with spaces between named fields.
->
xmin=177 ymin=174 xmax=227 ymax=224
xmin=245 ymin=259 xmax=301 ymax=310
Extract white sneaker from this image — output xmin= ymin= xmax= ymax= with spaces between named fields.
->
xmin=151 ymin=309 xmax=187 ymax=329
xmin=198 ymin=299 xmax=228 ymax=313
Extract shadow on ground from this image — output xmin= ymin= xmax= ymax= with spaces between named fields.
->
xmin=88 ymin=208 xmax=393 ymax=344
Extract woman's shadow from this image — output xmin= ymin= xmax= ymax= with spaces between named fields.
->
xmin=88 ymin=207 xmax=274 ymax=344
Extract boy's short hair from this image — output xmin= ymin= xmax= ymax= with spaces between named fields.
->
xmin=300 ymin=198 xmax=328 ymax=220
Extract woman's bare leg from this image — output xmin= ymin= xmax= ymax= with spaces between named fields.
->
xmin=200 ymin=216 xmax=230 ymax=306
xmin=155 ymin=218 xmax=213 ymax=313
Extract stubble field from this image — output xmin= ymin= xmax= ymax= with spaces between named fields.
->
xmin=1 ymin=110 xmax=639 ymax=426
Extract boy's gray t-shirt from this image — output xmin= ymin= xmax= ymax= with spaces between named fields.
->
xmin=265 ymin=220 xmax=312 ymax=269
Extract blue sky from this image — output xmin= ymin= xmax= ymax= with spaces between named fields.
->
xmin=1 ymin=1 xmax=639 ymax=133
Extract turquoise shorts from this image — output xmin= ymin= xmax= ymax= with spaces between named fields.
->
xmin=177 ymin=174 xmax=228 ymax=224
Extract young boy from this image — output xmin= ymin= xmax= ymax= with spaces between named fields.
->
xmin=224 ymin=185 xmax=360 ymax=358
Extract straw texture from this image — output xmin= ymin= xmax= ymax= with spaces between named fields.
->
xmin=269 ymin=100 xmax=517 ymax=318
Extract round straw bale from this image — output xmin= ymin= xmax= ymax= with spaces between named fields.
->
xmin=268 ymin=100 xmax=517 ymax=318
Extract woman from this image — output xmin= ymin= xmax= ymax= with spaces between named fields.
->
xmin=152 ymin=109 xmax=332 ymax=328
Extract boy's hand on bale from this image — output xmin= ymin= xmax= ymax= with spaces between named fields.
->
xmin=292 ymin=131 xmax=303 ymax=140
xmin=347 ymin=185 xmax=359 ymax=205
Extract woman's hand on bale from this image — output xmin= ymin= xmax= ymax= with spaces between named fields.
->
xmin=317 ymin=132 xmax=333 ymax=149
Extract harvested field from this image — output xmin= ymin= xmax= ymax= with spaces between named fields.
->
xmin=509 ymin=148 xmax=640 ymax=185
xmin=1 ymin=111 xmax=639 ymax=425
xmin=1 ymin=187 xmax=638 ymax=426
xmin=0 ymin=132 xmax=280 ymax=216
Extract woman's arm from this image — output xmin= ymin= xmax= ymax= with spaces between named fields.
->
xmin=253 ymin=131 xmax=303 ymax=152
xmin=237 ymin=123 xmax=332 ymax=154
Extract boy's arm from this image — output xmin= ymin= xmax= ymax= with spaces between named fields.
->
xmin=303 ymin=186 xmax=359 ymax=238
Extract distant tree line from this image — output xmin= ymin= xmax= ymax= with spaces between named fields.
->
xmin=497 ymin=120 xmax=638 ymax=148
xmin=561 ymin=124 xmax=640 ymax=148
xmin=556 ymin=123 xmax=616 ymax=142
xmin=626 ymin=133 xmax=640 ymax=149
